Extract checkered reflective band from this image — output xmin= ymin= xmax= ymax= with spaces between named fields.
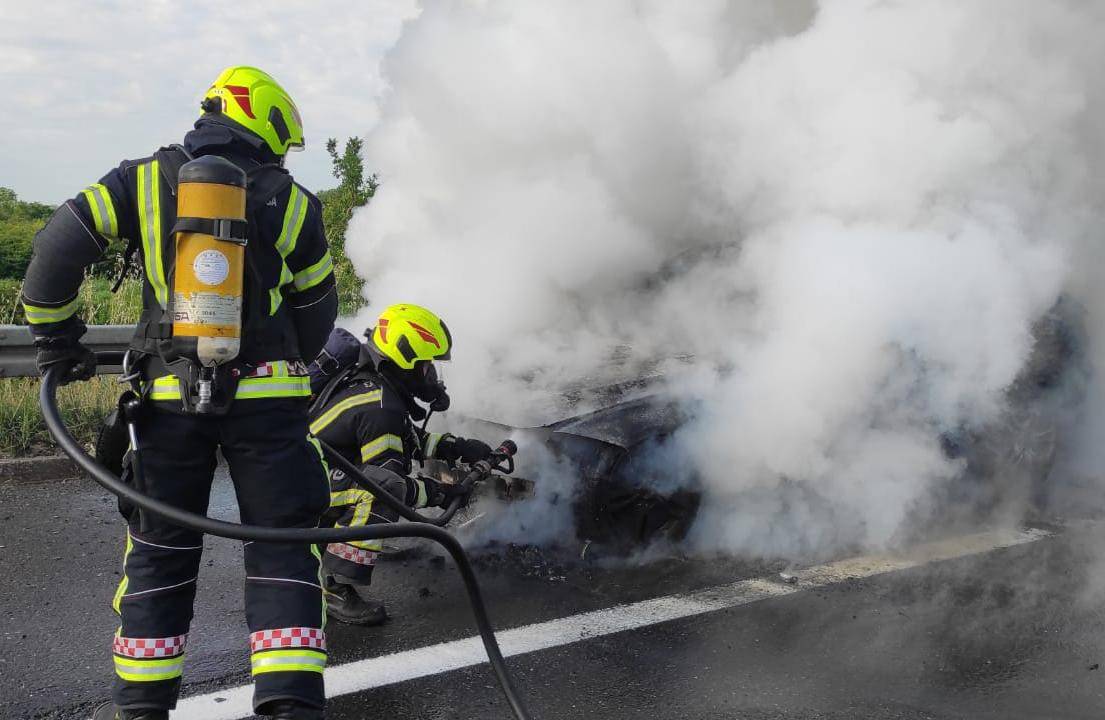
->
xmin=326 ymin=542 xmax=379 ymax=566
xmin=113 ymin=633 xmax=188 ymax=658
xmin=250 ymin=627 xmax=327 ymax=653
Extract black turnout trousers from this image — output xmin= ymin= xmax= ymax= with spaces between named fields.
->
xmin=111 ymin=398 xmax=330 ymax=713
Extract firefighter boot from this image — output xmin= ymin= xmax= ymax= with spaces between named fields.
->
xmin=91 ymin=703 xmax=169 ymax=720
xmin=260 ymin=699 xmax=325 ymax=719
xmin=323 ymin=576 xmax=387 ymax=626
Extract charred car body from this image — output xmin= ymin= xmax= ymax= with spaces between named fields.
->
xmin=452 ymin=300 xmax=1084 ymax=554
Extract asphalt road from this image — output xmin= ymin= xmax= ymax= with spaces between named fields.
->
xmin=4 ymin=473 xmax=1105 ymax=720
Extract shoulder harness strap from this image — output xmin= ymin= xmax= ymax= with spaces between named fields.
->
xmin=112 ymin=145 xmax=194 ymax=294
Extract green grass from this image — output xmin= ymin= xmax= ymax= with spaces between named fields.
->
xmin=0 ymin=277 xmax=139 ymax=456
xmin=0 ymin=375 xmax=121 ymax=457
xmin=1 ymin=276 xmax=143 ymax=326
xmin=0 ymin=278 xmax=129 ymax=455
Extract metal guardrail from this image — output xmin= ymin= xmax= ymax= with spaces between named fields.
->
xmin=0 ymin=324 xmax=132 ymax=377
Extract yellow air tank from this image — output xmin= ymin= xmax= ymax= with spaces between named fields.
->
xmin=170 ymin=155 xmax=248 ymax=367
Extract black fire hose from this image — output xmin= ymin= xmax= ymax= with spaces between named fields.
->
xmin=39 ymin=365 xmax=532 ymax=720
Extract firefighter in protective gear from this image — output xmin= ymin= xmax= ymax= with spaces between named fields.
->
xmin=308 ymin=307 xmax=495 ymax=625
xmin=22 ymin=66 xmax=335 ymax=720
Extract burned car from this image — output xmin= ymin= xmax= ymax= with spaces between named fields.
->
xmin=443 ymin=300 xmax=1084 ymax=555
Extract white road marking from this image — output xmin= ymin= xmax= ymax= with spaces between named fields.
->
xmin=170 ymin=527 xmax=1053 ymax=720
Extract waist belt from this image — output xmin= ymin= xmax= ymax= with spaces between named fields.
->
xmin=149 ymin=360 xmax=311 ymax=402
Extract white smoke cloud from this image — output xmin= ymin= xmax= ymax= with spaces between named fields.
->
xmin=346 ymin=0 xmax=1105 ymax=557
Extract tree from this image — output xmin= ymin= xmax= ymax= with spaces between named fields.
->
xmin=0 ymin=187 xmax=52 ymax=222
xmin=318 ymin=138 xmax=378 ymax=314
xmin=321 ymin=137 xmax=378 ymax=257
xmin=0 ymin=187 xmax=53 ymax=279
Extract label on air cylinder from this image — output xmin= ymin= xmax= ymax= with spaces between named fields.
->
xmin=193 ymin=249 xmax=230 ymax=286
xmin=172 ymin=292 xmax=241 ymax=337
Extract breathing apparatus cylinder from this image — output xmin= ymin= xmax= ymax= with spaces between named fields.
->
xmin=170 ymin=155 xmax=247 ymax=368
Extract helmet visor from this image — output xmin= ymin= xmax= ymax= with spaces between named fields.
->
xmin=420 ymin=359 xmax=447 ymax=386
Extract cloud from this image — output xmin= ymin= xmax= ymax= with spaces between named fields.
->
xmin=0 ymin=0 xmax=419 ymax=202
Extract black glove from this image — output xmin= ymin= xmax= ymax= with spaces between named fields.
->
xmin=456 ymin=437 xmax=492 ymax=464
xmin=421 ymin=477 xmax=473 ymax=510
xmin=35 ymin=323 xmax=96 ymax=384
xmin=428 ymin=388 xmax=451 ymax=413
xmin=437 ymin=435 xmax=493 ymax=464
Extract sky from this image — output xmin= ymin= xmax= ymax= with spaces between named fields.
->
xmin=0 ymin=0 xmax=420 ymax=203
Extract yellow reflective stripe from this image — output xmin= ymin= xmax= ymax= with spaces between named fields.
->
xmin=114 ymin=655 xmax=185 ymax=669
xmin=149 ymin=376 xmax=182 ymax=401
xmin=115 ymin=668 xmax=184 ymax=682
xmin=309 ymin=390 xmax=382 ymax=435
xmin=81 ymin=183 xmax=118 ymax=237
xmin=233 ymin=376 xmax=311 ymax=399
xmin=309 ymin=541 xmax=326 ymax=628
xmin=82 ymin=188 xmax=104 ymax=234
xmin=328 ymin=537 xmax=383 ymax=553
xmin=292 ymin=251 xmax=333 ymax=292
xmin=114 ymin=654 xmax=185 ymax=682
xmin=270 ymin=262 xmax=295 ymax=315
xmin=276 ymin=185 xmax=308 ymax=258
xmin=351 ymin=491 xmax=376 ymax=527
xmin=112 ymin=534 xmax=134 ymax=614
xmin=250 ymin=649 xmax=326 ymax=675
xmin=348 ymin=538 xmax=382 ymax=551
xmin=138 ymin=161 xmax=168 ymax=308
xmin=22 ymin=297 xmax=79 ymax=324
xmin=307 ymin=432 xmax=329 ymax=482
xmin=330 ymin=490 xmax=383 ymax=552
xmin=252 ymin=662 xmax=326 ymax=675
xmin=149 ymin=374 xmax=310 ymax=401
xmin=330 ymin=488 xmax=368 ymax=506
xmin=271 ymin=185 xmax=309 ymax=314
xmin=423 ymin=433 xmax=445 ymax=459
xmin=360 ymin=434 xmax=403 ymax=464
